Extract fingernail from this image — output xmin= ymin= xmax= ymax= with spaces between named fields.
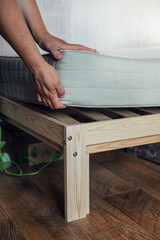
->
xmin=59 ymin=93 xmax=65 ymax=98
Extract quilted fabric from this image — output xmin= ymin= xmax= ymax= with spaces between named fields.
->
xmin=1 ymin=50 xmax=160 ymax=107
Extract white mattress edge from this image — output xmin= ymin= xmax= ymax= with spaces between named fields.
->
xmin=1 ymin=46 xmax=160 ymax=59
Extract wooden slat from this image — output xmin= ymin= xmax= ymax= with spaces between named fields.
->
xmin=22 ymin=103 xmax=79 ymax=126
xmin=2 ymin=116 xmax=64 ymax=153
xmin=86 ymin=113 xmax=160 ymax=145
xmin=24 ymin=103 xmax=79 ymax=125
xmin=105 ymin=108 xmax=139 ymax=117
xmin=0 ymin=96 xmax=64 ymax=146
xmin=137 ymin=107 xmax=160 ymax=114
xmin=87 ymin=134 xmax=160 ymax=154
xmin=70 ymin=107 xmax=111 ymax=121
xmin=43 ymin=111 xmax=79 ymax=125
xmin=64 ymin=125 xmax=89 ymax=222
xmin=86 ymin=154 xmax=90 ymax=214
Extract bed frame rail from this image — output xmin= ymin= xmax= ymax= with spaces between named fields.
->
xmin=0 ymin=95 xmax=160 ymax=222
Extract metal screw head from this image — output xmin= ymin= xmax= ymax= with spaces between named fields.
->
xmin=73 ymin=152 xmax=78 ymax=157
xmin=68 ymin=136 xmax=72 ymax=141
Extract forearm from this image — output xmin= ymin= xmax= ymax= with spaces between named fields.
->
xmin=16 ymin=0 xmax=48 ymax=45
xmin=0 ymin=0 xmax=46 ymax=74
xmin=15 ymin=0 xmax=98 ymax=57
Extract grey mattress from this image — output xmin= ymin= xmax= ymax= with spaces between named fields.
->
xmin=1 ymin=50 xmax=160 ymax=107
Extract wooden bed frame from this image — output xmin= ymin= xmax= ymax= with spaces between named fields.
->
xmin=1 ymin=95 xmax=160 ymax=222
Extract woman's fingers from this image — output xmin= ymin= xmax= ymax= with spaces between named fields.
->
xmin=46 ymin=98 xmax=54 ymax=109
xmin=40 ymin=85 xmax=65 ymax=109
xmin=37 ymin=93 xmax=42 ymax=102
xmin=51 ymin=48 xmax=63 ymax=60
xmin=34 ymin=62 xmax=66 ymax=110
xmin=55 ymin=79 xmax=65 ymax=98
xmin=49 ymin=89 xmax=66 ymax=109
xmin=63 ymin=43 xmax=98 ymax=53
xmin=49 ymin=42 xmax=98 ymax=61
xmin=42 ymin=97 xmax=48 ymax=107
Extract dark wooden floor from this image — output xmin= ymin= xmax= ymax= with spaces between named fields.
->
xmin=0 ymin=149 xmax=160 ymax=240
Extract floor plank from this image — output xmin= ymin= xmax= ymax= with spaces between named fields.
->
xmin=0 ymin=163 xmax=91 ymax=240
xmin=0 ymin=150 xmax=160 ymax=239
xmin=75 ymin=192 xmax=158 ymax=240
xmin=90 ymin=158 xmax=139 ymax=197
xmin=127 ymin=150 xmax=160 ymax=173
xmin=0 ymin=206 xmax=25 ymax=240
xmin=106 ymin=190 xmax=160 ymax=239
xmin=97 ymin=150 xmax=160 ymax=201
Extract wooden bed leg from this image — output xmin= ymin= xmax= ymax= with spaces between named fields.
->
xmin=86 ymin=153 xmax=90 ymax=214
xmin=64 ymin=125 xmax=89 ymax=222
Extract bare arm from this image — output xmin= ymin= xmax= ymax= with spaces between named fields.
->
xmin=0 ymin=0 xmax=97 ymax=109
xmin=0 ymin=0 xmax=65 ymax=109
xmin=16 ymin=0 xmax=98 ymax=59
xmin=0 ymin=0 xmax=45 ymax=73
xmin=16 ymin=0 xmax=48 ymax=45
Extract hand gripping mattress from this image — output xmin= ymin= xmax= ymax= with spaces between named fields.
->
xmin=1 ymin=49 xmax=160 ymax=107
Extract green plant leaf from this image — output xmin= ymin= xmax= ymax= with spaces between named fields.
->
xmin=0 ymin=141 xmax=5 ymax=150
xmin=0 ymin=152 xmax=11 ymax=171
xmin=17 ymin=152 xmax=25 ymax=164
xmin=46 ymin=148 xmax=50 ymax=155
xmin=1 ymin=152 xmax=11 ymax=162
xmin=0 ymin=126 xmax=1 ymax=142
xmin=52 ymin=151 xmax=61 ymax=162
xmin=32 ymin=147 xmax=38 ymax=158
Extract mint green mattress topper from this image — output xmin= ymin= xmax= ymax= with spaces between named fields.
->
xmin=0 ymin=50 xmax=160 ymax=107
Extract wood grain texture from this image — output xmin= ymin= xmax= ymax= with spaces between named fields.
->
xmin=1 ymin=96 xmax=160 ymax=228
xmin=86 ymin=113 xmax=160 ymax=145
xmin=0 ymin=169 xmax=90 ymax=240
xmin=2 ymin=117 xmax=64 ymax=152
xmin=64 ymin=125 xmax=89 ymax=222
xmin=90 ymin=158 xmax=138 ymax=198
xmin=86 ymin=154 xmax=90 ymax=214
xmin=0 ymin=96 xmax=64 ymax=146
xmin=131 ymin=153 xmax=160 ymax=174
xmin=70 ymin=107 xmax=111 ymax=121
xmin=137 ymin=107 xmax=160 ymax=114
xmin=87 ymin=134 xmax=160 ymax=154
xmin=105 ymin=108 xmax=139 ymax=117
xmin=0 ymin=150 xmax=159 ymax=239
xmin=0 ymin=206 xmax=25 ymax=240
xmin=89 ymin=192 xmax=158 ymax=240
xmin=43 ymin=111 xmax=79 ymax=125
xmin=106 ymin=190 xmax=160 ymax=239
xmin=24 ymin=103 xmax=79 ymax=126
xmin=75 ymin=205 xmax=130 ymax=240
xmin=101 ymin=150 xmax=160 ymax=201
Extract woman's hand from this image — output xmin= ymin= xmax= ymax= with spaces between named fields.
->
xmin=34 ymin=32 xmax=98 ymax=109
xmin=33 ymin=60 xmax=66 ymax=109
xmin=37 ymin=31 xmax=98 ymax=60
xmin=0 ymin=0 xmax=98 ymax=110
xmin=0 ymin=0 xmax=65 ymax=109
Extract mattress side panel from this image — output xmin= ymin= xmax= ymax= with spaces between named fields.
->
xmin=1 ymin=51 xmax=160 ymax=107
xmin=57 ymin=51 xmax=160 ymax=107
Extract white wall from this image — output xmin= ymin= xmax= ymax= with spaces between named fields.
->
xmin=1 ymin=0 xmax=160 ymax=56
